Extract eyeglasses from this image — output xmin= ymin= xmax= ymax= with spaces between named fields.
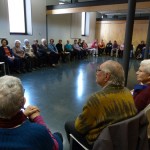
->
xmin=96 ymin=68 xmax=102 ymax=72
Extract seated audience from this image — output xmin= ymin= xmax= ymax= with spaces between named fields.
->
xmin=72 ymin=39 xmax=83 ymax=60
xmin=118 ymin=43 xmax=124 ymax=57
xmin=0 ymin=75 xmax=63 ymax=150
xmin=65 ymin=60 xmax=137 ymax=149
xmin=48 ymin=39 xmax=60 ymax=67
xmin=133 ymin=59 xmax=150 ymax=112
xmin=12 ymin=40 xmax=31 ymax=73
xmin=105 ymin=40 xmax=112 ymax=56
xmin=0 ymin=39 xmax=21 ymax=74
xmin=32 ymin=39 xmax=41 ymax=67
xmin=64 ymin=40 xmax=75 ymax=61
xmin=56 ymin=40 xmax=67 ymax=63
xmin=111 ymin=40 xmax=119 ymax=57
xmin=135 ymin=41 xmax=146 ymax=60
xmin=39 ymin=38 xmax=51 ymax=66
xmin=81 ymin=40 xmax=89 ymax=58
xmin=98 ymin=40 xmax=105 ymax=56
xmin=23 ymin=39 xmax=38 ymax=70
xmin=89 ymin=39 xmax=98 ymax=56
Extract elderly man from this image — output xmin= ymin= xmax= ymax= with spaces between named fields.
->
xmin=0 ymin=75 xmax=63 ymax=150
xmin=133 ymin=59 xmax=150 ymax=112
xmin=65 ymin=60 xmax=137 ymax=149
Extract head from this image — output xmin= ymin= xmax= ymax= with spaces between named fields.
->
xmin=136 ymin=59 xmax=150 ymax=84
xmin=96 ymin=60 xmax=124 ymax=87
xmin=41 ymin=38 xmax=47 ymax=45
xmin=24 ymin=39 xmax=29 ymax=46
xmin=58 ymin=40 xmax=62 ymax=44
xmin=1 ymin=39 xmax=8 ymax=47
xmin=14 ymin=40 xmax=21 ymax=48
xmin=67 ymin=40 xmax=70 ymax=44
xmin=0 ymin=76 xmax=25 ymax=119
xmin=50 ymin=39 xmax=54 ymax=44
xmin=33 ymin=39 xmax=38 ymax=45
xmin=74 ymin=40 xmax=77 ymax=44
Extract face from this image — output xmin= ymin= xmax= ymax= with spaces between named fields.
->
xmin=136 ymin=65 xmax=150 ymax=84
xmin=96 ymin=63 xmax=110 ymax=87
xmin=15 ymin=42 xmax=20 ymax=47
xmin=1 ymin=40 xmax=7 ymax=47
xmin=25 ymin=41 xmax=29 ymax=46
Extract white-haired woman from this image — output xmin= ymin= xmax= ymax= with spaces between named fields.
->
xmin=0 ymin=75 xmax=63 ymax=149
xmin=12 ymin=40 xmax=31 ymax=73
xmin=39 ymin=38 xmax=51 ymax=66
xmin=23 ymin=39 xmax=38 ymax=71
xmin=133 ymin=59 xmax=150 ymax=111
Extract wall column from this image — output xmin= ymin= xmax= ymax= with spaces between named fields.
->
xmin=123 ymin=0 xmax=136 ymax=86
xmin=144 ymin=17 xmax=150 ymax=59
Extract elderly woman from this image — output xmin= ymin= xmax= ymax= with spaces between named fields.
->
xmin=39 ymin=38 xmax=51 ymax=66
xmin=133 ymin=59 xmax=150 ymax=112
xmin=12 ymin=40 xmax=31 ymax=73
xmin=23 ymin=39 xmax=38 ymax=70
xmin=0 ymin=39 xmax=21 ymax=74
xmin=0 ymin=75 xmax=63 ymax=150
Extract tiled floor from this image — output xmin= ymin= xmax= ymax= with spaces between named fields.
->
xmin=14 ymin=56 xmax=140 ymax=150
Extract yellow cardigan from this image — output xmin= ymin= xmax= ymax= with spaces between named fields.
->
xmin=75 ymin=85 xmax=137 ymax=144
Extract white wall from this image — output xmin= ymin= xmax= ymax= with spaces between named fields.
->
xmin=0 ymin=0 xmax=47 ymax=47
xmin=46 ymin=0 xmax=59 ymax=5
xmin=47 ymin=12 xmax=96 ymax=45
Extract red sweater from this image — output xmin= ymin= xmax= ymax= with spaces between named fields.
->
xmin=133 ymin=85 xmax=150 ymax=112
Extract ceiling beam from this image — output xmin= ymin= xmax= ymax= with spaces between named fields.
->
xmin=46 ymin=1 xmax=150 ymax=15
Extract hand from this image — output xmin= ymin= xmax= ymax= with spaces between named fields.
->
xmin=24 ymin=105 xmax=40 ymax=120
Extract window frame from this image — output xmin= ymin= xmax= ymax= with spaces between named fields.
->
xmin=8 ymin=0 xmax=29 ymax=35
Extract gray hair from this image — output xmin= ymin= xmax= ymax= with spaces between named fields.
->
xmin=0 ymin=76 xmax=24 ymax=119
xmin=102 ymin=60 xmax=125 ymax=87
xmin=140 ymin=59 xmax=150 ymax=74
xmin=24 ymin=39 xmax=29 ymax=44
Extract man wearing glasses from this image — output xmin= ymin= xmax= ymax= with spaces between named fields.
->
xmin=65 ymin=60 xmax=137 ymax=149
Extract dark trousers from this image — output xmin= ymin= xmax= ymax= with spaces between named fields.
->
xmin=65 ymin=121 xmax=93 ymax=150
xmin=50 ymin=52 xmax=60 ymax=65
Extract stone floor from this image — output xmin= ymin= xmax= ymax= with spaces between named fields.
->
xmin=9 ymin=56 xmax=141 ymax=150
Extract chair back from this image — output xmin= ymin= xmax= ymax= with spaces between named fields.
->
xmin=93 ymin=111 xmax=149 ymax=150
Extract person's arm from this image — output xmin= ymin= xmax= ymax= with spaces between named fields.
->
xmin=24 ymin=106 xmax=60 ymax=150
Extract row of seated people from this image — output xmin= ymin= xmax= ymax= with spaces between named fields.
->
xmin=0 ymin=38 xmax=90 ymax=74
xmin=0 ymin=59 xmax=150 ymax=149
xmin=91 ymin=39 xmax=148 ymax=59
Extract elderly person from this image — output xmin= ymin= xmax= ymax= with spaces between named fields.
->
xmin=133 ymin=59 xmax=150 ymax=112
xmin=0 ymin=39 xmax=21 ymax=74
xmin=64 ymin=40 xmax=75 ymax=61
xmin=12 ymin=40 xmax=31 ymax=73
xmin=23 ymin=39 xmax=38 ymax=70
xmin=72 ymin=39 xmax=83 ymax=60
xmin=65 ymin=60 xmax=137 ymax=149
xmin=0 ymin=75 xmax=63 ymax=150
xmin=48 ymin=39 xmax=60 ymax=67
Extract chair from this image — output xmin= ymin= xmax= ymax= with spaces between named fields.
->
xmin=0 ymin=62 xmax=6 ymax=75
xmin=69 ymin=110 xmax=149 ymax=150
xmin=144 ymin=104 xmax=150 ymax=139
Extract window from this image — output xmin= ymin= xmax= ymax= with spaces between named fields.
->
xmin=81 ymin=12 xmax=86 ymax=36
xmin=8 ymin=0 xmax=32 ymax=35
xmin=81 ymin=12 xmax=89 ymax=36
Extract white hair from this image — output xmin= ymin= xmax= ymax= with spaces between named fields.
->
xmin=0 ymin=76 xmax=24 ymax=119
xmin=24 ymin=39 xmax=29 ymax=44
xmin=14 ymin=40 xmax=21 ymax=44
xmin=41 ymin=38 xmax=46 ymax=44
xmin=140 ymin=59 xmax=150 ymax=74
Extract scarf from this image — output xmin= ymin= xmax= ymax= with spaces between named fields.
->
xmin=133 ymin=84 xmax=149 ymax=96
xmin=0 ymin=111 xmax=27 ymax=128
